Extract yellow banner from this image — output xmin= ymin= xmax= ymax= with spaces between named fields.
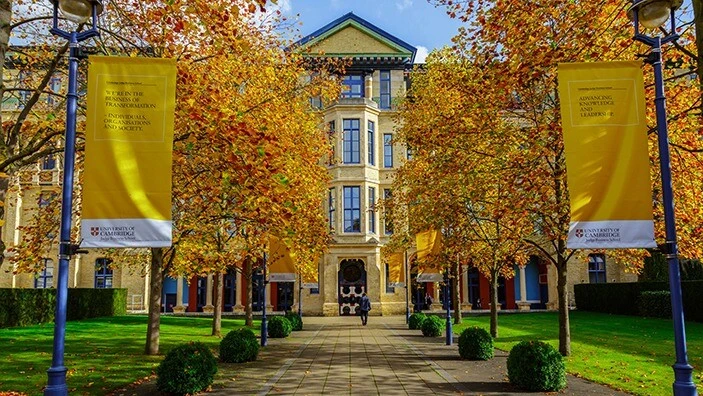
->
xmin=81 ymin=56 xmax=176 ymax=248
xmin=268 ymin=235 xmax=296 ymax=282
xmin=384 ymin=251 xmax=405 ymax=286
xmin=558 ymin=61 xmax=655 ymax=249
xmin=416 ymin=229 xmax=442 ymax=262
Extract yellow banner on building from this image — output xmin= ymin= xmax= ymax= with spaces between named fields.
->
xmin=416 ymin=230 xmax=444 ymax=282
xmin=558 ymin=61 xmax=655 ymax=249
xmin=268 ymin=235 xmax=296 ymax=282
xmin=384 ymin=251 xmax=406 ymax=287
xmin=81 ymin=56 xmax=176 ymax=248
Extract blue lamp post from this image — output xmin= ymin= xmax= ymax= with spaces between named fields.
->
xmin=628 ymin=1 xmax=697 ymax=395
xmin=444 ymin=269 xmax=452 ymax=345
xmin=45 ymin=1 xmax=102 ymax=395
xmin=261 ymin=253 xmax=268 ymax=346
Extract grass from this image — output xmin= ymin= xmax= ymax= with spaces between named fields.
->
xmin=453 ymin=311 xmax=703 ymax=396
xmin=0 ymin=315 xmax=257 ymax=395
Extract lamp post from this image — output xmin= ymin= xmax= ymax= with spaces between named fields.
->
xmin=628 ymin=1 xmax=698 ymax=395
xmin=45 ymin=1 xmax=101 ymax=395
xmin=404 ymin=250 xmax=410 ymax=324
xmin=444 ymin=269 xmax=452 ymax=345
xmin=261 ymin=253 xmax=268 ymax=346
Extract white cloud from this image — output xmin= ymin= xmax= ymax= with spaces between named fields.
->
xmin=271 ymin=0 xmax=292 ymax=13
xmin=396 ymin=0 xmax=413 ymax=11
xmin=414 ymin=46 xmax=428 ymax=63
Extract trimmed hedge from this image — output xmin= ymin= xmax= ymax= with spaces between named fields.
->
xmin=573 ymin=281 xmax=702 ymax=322
xmin=220 ymin=328 xmax=259 ymax=363
xmin=421 ymin=315 xmax=445 ymax=337
xmin=458 ymin=327 xmax=494 ymax=360
xmin=408 ymin=312 xmax=427 ymax=330
xmin=0 ymin=289 xmax=55 ymax=328
xmin=0 ymin=288 xmax=128 ymax=328
xmin=157 ymin=342 xmax=218 ymax=395
xmin=637 ymin=291 xmax=671 ymax=318
xmin=507 ymin=340 xmax=566 ymax=392
xmin=268 ymin=316 xmax=292 ymax=338
xmin=285 ymin=312 xmax=303 ymax=331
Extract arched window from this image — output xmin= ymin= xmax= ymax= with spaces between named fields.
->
xmin=588 ymin=254 xmax=606 ymax=283
xmin=95 ymin=258 xmax=113 ymax=288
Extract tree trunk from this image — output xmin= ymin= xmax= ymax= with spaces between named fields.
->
xmin=556 ymin=258 xmax=571 ymax=356
xmin=693 ymin=0 xmax=703 ymax=88
xmin=145 ymin=247 xmax=164 ymax=355
xmin=212 ymin=272 xmax=223 ymax=336
xmin=245 ymin=257 xmax=253 ymax=327
xmin=452 ymin=261 xmax=461 ymax=325
xmin=489 ymin=270 xmax=498 ymax=338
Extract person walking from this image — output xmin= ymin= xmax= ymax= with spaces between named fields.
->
xmin=359 ymin=292 xmax=371 ymax=326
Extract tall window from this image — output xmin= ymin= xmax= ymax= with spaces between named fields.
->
xmin=385 ymin=263 xmax=396 ymax=293
xmin=380 ymin=70 xmax=391 ymax=109
xmin=95 ymin=258 xmax=113 ymax=288
xmin=34 ymin=259 xmax=54 ymax=288
xmin=328 ymin=120 xmax=336 ymax=165
xmin=384 ymin=188 xmax=393 ymax=235
xmin=343 ymin=186 xmax=361 ymax=233
xmin=342 ymin=74 xmax=364 ymax=98
xmin=368 ymin=187 xmax=376 ymax=234
xmin=328 ymin=188 xmax=336 ymax=231
xmin=367 ymin=120 xmax=375 ymax=165
xmin=41 ymin=154 xmax=56 ymax=170
xmin=588 ymin=254 xmax=606 ymax=283
xmin=343 ymin=119 xmax=360 ymax=164
xmin=383 ymin=134 xmax=393 ymax=168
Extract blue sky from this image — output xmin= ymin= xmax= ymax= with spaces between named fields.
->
xmin=276 ymin=0 xmax=465 ymax=63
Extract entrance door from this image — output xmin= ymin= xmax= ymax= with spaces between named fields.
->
xmin=468 ymin=268 xmax=481 ymax=309
xmin=252 ymin=270 xmax=264 ymax=311
xmin=277 ymin=283 xmax=294 ymax=312
xmin=196 ymin=276 xmax=207 ymax=312
xmin=223 ymin=270 xmax=236 ymax=311
xmin=338 ymin=259 xmax=366 ymax=316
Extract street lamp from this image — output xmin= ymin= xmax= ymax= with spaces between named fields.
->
xmin=261 ymin=253 xmax=268 ymax=346
xmin=628 ymin=1 xmax=698 ymax=395
xmin=443 ymin=269 xmax=452 ymax=345
xmin=45 ymin=1 xmax=101 ymax=395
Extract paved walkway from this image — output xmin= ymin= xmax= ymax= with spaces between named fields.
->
xmin=122 ymin=316 xmax=629 ymax=395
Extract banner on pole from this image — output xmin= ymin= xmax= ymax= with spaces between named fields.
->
xmin=269 ymin=235 xmax=296 ymax=282
xmin=384 ymin=251 xmax=405 ymax=288
xmin=301 ymin=256 xmax=319 ymax=289
xmin=558 ymin=61 xmax=655 ymax=249
xmin=416 ymin=229 xmax=444 ymax=282
xmin=81 ymin=56 xmax=176 ymax=248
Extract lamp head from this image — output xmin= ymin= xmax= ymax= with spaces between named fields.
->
xmin=49 ymin=0 xmax=103 ymax=24
xmin=628 ymin=0 xmax=682 ymax=29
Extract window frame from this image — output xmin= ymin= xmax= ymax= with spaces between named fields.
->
xmin=343 ymin=186 xmax=361 ymax=233
xmin=34 ymin=258 xmax=54 ymax=289
xmin=383 ymin=133 xmax=393 ymax=168
xmin=343 ymin=119 xmax=361 ymax=164
xmin=385 ymin=263 xmax=395 ymax=293
xmin=342 ymin=74 xmax=364 ymax=98
xmin=367 ymin=120 xmax=375 ymax=166
xmin=383 ymin=188 xmax=393 ymax=235
xmin=379 ymin=70 xmax=391 ymax=109
xmin=588 ymin=254 xmax=606 ymax=284
xmin=328 ymin=188 xmax=336 ymax=231
xmin=95 ymin=257 xmax=114 ymax=288
xmin=368 ymin=186 xmax=376 ymax=234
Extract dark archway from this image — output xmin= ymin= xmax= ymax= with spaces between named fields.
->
xmin=338 ymin=259 xmax=367 ymax=316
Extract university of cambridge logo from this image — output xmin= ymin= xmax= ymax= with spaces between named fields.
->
xmin=575 ymin=229 xmax=584 ymax=238
xmin=91 ymin=227 xmax=99 ymax=237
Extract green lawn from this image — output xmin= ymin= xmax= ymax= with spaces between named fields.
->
xmin=0 ymin=315 xmax=256 ymax=395
xmin=454 ymin=311 xmax=703 ymax=396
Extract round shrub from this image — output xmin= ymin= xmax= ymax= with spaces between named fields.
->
xmin=409 ymin=312 xmax=427 ymax=330
xmin=268 ymin=315 xmax=292 ymax=338
xmin=285 ymin=312 xmax=303 ymax=331
xmin=220 ymin=328 xmax=259 ymax=363
xmin=458 ymin=326 xmax=494 ymax=360
xmin=420 ymin=315 xmax=445 ymax=337
xmin=156 ymin=342 xmax=218 ymax=395
xmin=507 ymin=340 xmax=566 ymax=392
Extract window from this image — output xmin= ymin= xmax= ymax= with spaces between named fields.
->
xmin=368 ymin=187 xmax=376 ymax=234
xmin=342 ymin=74 xmax=364 ymax=98
xmin=380 ymin=70 xmax=391 ymax=109
xmin=367 ymin=120 xmax=375 ymax=165
xmin=328 ymin=121 xmax=336 ymax=165
xmin=18 ymin=70 xmax=30 ymax=107
xmin=384 ymin=189 xmax=393 ymax=235
xmin=383 ymin=134 xmax=393 ymax=168
xmin=343 ymin=119 xmax=360 ymax=164
xmin=588 ymin=254 xmax=606 ymax=283
xmin=38 ymin=191 xmax=57 ymax=208
xmin=343 ymin=186 xmax=361 ymax=233
xmin=41 ymin=154 xmax=56 ymax=170
xmin=328 ymin=188 xmax=336 ymax=231
xmin=406 ymin=146 xmax=413 ymax=160
xmin=385 ymin=263 xmax=395 ymax=293
xmin=34 ymin=259 xmax=54 ymax=288
xmin=47 ymin=76 xmax=61 ymax=106
xmin=95 ymin=258 xmax=113 ymax=288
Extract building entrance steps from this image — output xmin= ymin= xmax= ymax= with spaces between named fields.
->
xmin=123 ymin=316 xmax=630 ymax=395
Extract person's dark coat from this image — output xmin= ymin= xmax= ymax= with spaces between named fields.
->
xmin=360 ymin=295 xmax=371 ymax=312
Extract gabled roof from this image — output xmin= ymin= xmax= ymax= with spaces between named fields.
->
xmin=293 ymin=12 xmax=416 ymax=64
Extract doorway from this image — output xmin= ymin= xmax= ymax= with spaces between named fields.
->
xmin=338 ymin=259 xmax=366 ymax=316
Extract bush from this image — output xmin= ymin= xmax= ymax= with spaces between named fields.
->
xmin=458 ymin=327 xmax=494 ymax=360
xmin=66 ymin=288 xmax=127 ymax=320
xmin=421 ymin=315 xmax=445 ymax=337
xmin=408 ymin=312 xmax=427 ymax=330
xmin=507 ymin=341 xmax=566 ymax=392
xmin=156 ymin=342 xmax=218 ymax=395
xmin=268 ymin=316 xmax=292 ymax=338
xmin=285 ymin=312 xmax=303 ymax=331
xmin=637 ymin=291 xmax=672 ymax=318
xmin=220 ymin=328 xmax=259 ymax=363
xmin=0 ymin=289 xmax=55 ymax=328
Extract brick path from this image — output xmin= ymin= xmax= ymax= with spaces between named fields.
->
xmin=122 ymin=315 xmax=629 ymax=395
